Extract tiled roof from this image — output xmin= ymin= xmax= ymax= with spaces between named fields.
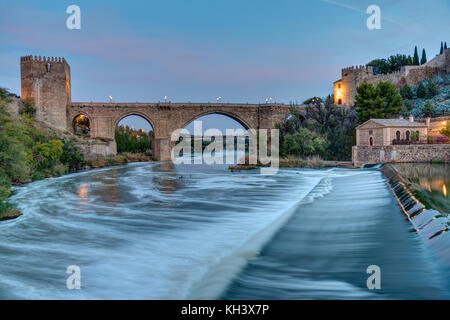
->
xmin=357 ymin=119 xmax=427 ymax=129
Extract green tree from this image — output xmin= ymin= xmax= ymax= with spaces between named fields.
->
xmin=400 ymin=84 xmax=413 ymax=99
xmin=426 ymin=80 xmax=439 ymax=98
xmin=440 ymin=122 xmax=450 ymax=138
xmin=115 ymin=126 xmax=153 ymax=154
xmin=413 ymin=46 xmax=420 ymax=65
xmin=423 ymin=101 xmax=435 ymax=117
xmin=354 ymin=81 xmax=403 ymax=124
xmin=417 ymin=82 xmax=427 ymax=98
xmin=407 ymin=56 xmax=413 ymax=65
xmin=441 ymin=42 xmax=444 ymax=55
xmin=420 ymin=49 xmax=427 ymax=65
xmin=445 ymin=42 xmax=448 ymax=50
xmin=281 ymin=128 xmax=328 ymax=158
xmin=302 ymin=97 xmax=322 ymax=105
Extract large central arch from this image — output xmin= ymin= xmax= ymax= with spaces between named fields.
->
xmin=179 ymin=110 xmax=252 ymax=131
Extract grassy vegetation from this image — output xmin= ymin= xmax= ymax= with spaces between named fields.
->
xmin=0 ymin=88 xmax=85 ymax=220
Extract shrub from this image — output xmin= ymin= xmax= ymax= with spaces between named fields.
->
xmin=60 ymin=140 xmax=84 ymax=171
xmin=0 ymin=174 xmax=11 ymax=201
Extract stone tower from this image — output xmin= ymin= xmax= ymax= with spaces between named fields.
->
xmin=333 ymin=65 xmax=373 ymax=107
xmin=20 ymin=55 xmax=71 ymax=131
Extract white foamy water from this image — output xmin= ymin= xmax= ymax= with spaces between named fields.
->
xmin=0 ymin=161 xmax=332 ymax=299
xmin=0 ymin=163 xmax=448 ymax=299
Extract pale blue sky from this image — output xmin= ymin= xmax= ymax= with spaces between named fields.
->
xmin=1 ymin=0 xmax=449 ymax=131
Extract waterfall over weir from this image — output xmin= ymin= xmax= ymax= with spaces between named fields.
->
xmin=382 ymin=165 xmax=450 ymax=267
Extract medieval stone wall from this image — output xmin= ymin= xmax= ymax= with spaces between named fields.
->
xmin=335 ymin=49 xmax=450 ymax=107
xmin=352 ymin=144 xmax=450 ymax=167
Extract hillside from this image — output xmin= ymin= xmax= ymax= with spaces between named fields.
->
xmin=407 ymin=74 xmax=450 ymax=117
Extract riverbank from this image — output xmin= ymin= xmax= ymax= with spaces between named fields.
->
xmin=0 ymin=152 xmax=153 ymax=221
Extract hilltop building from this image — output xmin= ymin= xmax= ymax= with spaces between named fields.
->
xmin=334 ymin=49 xmax=450 ymax=107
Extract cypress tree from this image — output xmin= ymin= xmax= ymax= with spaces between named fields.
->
xmin=413 ymin=46 xmax=420 ymax=65
xmin=417 ymin=82 xmax=427 ymax=99
xmin=420 ymin=49 xmax=427 ymax=65
xmin=445 ymin=42 xmax=448 ymax=50
xmin=441 ymin=42 xmax=444 ymax=54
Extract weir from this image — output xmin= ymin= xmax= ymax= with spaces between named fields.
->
xmin=382 ymin=164 xmax=450 ymax=266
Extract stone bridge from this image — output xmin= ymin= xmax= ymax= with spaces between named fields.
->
xmin=67 ymin=102 xmax=296 ymax=160
xmin=20 ymin=54 xmax=304 ymax=160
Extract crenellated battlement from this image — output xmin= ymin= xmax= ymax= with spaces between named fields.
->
xmin=341 ymin=65 xmax=373 ymax=75
xmin=21 ymin=55 xmax=67 ymax=64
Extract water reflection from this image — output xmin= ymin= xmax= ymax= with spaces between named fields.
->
xmin=77 ymin=184 xmax=89 ymax=202
xmin=390 ymin=163 xmax=449 ymax=213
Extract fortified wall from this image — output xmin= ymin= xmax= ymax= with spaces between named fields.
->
xmin=334 ymin=49 xmax=450 ymax=106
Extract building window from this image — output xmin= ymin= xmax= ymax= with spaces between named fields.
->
xmin=406 ymin=131 xmax=410 ymax=141
xmin=396 ymin=131 xmax=401 ymax=140
xmin=338 ymin=99 xmax=342 ymax=105
xmin=369 ymin=137 xmax=374 ymax=146
xmin=369 ymin=130 xmax=373 ymax=135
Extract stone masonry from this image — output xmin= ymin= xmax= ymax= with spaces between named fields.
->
xmin=352 ymin=144 xmax=450 ymax=167
xmin=334 ymin=49 xmax=450 ymax=107
xmin=21 ymin=55 xmax=300 ymax=161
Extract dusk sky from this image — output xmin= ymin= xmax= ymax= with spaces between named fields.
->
xmin=0 ymin=0 xmax=449 ymax=131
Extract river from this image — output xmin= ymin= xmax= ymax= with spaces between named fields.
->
xmin=0 ymin=161 xmax=449 ymax=299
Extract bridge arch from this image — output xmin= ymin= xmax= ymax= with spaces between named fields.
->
xmin=113 ymin=111 xmax=156 ymax=135
xmin=180 ymin=110 xmax=252 ymax=132
xmin=72 ymin=112 xmax=91 ymax=136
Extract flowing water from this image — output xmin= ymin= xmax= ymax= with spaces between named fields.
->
xmin=0 ymin=161 xmax=449 ymax=299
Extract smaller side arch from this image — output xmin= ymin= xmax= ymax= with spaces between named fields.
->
xmin=72 ymin=112 xmax=91 ymax=136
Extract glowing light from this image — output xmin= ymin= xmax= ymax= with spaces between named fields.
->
xmin=78 ymin=184 xmax=88 ymax=202
xmin=443 ymin=184 xmax=447 ymax=197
